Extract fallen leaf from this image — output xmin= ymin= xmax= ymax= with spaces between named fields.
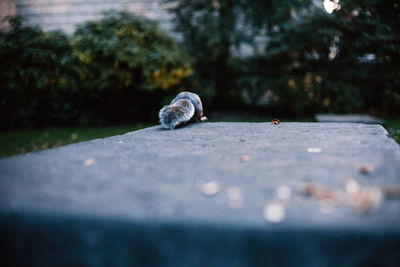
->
xmin=384 ymin=186 xmax=400 ymax=199
xmin=359 ymin=164 xmax=374 ymax=174
xmin=240 ymin=155 xmax=250 ymax=162
xmin=272 ymin=118 xmax=280 ymax=125
xmin=303 ymin=183 xmax=338 ymax=201
xmin=263 ymin=202 xmax=285 ymax=223
xmin=347 ymin=187 xmax=382 ymax=213
xmin=199 ymin=181 xmax=219 ymax=196
xmin=84 ymin=157 xmax=95 ymax=166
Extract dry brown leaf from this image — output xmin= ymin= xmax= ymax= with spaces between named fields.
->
xmin=303 ymin=183 xmax=338 ymax=201
xmin=84 ymin=157 xmax=95 ymax=167
xmin=384 ymin=187 xmax=400 ymax=199
xmin=272 ymin=118 xmax=280 ymax=125
xmin=240 ymin=155 xmax=250 ymax=163
xmin=359 ymin=164 xmax=374 ymax=174
xmin=347 ymin=187 xmax=382 ymax=213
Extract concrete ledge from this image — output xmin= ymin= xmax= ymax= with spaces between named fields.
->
xmin=1 ymin=122 xmax=400 ymax=266
xmin=315 ymin=114 xmax=384 ymax=124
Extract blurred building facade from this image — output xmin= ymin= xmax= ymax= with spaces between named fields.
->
xmin=0 ymin=0 xmax=16 ymax=30
xmin=5 ymin=0 xmax=172 ymax=33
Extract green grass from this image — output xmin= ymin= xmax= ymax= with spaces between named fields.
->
xmin=0 ymin=124 xmax=152 ymax=158
xmin=385 ymin=119 xmax=400 ymax=144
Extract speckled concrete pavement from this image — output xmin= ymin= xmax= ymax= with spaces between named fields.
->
xmin=1 ymin=122 xmax=399 ymax=266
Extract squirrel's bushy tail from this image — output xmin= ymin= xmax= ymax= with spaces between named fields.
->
xmin=159 ymin=99 xmax=195 ymax=129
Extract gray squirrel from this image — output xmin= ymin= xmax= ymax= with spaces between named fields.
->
xmin=159 ymin=92 xmax=207 ymax=129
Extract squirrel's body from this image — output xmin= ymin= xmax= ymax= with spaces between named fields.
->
xmin=159 ymin=92 xmax=206 ymax=129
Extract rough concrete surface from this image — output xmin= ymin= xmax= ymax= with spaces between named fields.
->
xmin=0 ymin=122 xmax=400 ymax=266
xmin=315 ymin=114 xmax=384 ymax=124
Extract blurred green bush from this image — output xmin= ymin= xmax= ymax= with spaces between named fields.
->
xmin=72 ymin=11 xmax=192 ymax=92
xmin=71 ymin=11 xmax=193 ymax=123
xmin=2 ymin=1 xmax=399 ymax=130
xmin=164 ymin=0 xmax=400 ymax=117
xmin=0 ymin=17 xmax=77 ymax=129
xmin=0 ymin=12 xmax=193 ymax=129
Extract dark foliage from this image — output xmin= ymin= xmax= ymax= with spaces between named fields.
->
xmin=70 ymin=11 xmax=193 ymax=124
xmin=164 ymin=0 xmax=400 ymax=116
xmin=1 ymin=1 xmax=399 ymax=130
xmin=0 ymin=12 xmax=193 ymax=129
xmin=0 ymin=17 xmax=77 ymax=129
